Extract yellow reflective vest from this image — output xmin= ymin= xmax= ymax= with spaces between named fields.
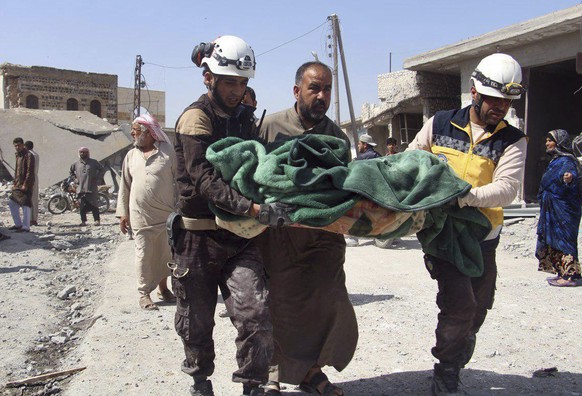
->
xmin=430 ymin=106 xmax=525 ymax=228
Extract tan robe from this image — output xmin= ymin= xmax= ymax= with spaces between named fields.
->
xmin=116 ymin=142 xmax=177 ymax=295
xmin=258 ymin=106 xmax=358 ymax=384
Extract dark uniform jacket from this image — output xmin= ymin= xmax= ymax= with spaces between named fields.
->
xmin=174 ymin=94 xmax=257 ymax=220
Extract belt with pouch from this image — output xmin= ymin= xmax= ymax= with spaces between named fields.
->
xmin=179 ymin=216 xmax=218 ymax=231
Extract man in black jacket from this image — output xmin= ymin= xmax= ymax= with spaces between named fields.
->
xmin=356 ymin=133 xmax=381 ymax=159
xmin=172 ymin=35 xmax=272 ymax=396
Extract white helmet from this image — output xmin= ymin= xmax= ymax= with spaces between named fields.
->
xmin=471 ymin=53 xmax=524 ymax=99
xmin=192 ymin=35 xmax=256 ymax=79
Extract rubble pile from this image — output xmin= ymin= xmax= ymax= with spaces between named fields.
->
xmin=0 ymin=184 xmax=122 ymax=395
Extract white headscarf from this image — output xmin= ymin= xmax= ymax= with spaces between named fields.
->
xmin=133 ymin=114 xmax=171 ymax=143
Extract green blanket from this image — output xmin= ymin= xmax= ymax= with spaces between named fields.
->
xmin=207 ymin=134 xmax=491 ymax=277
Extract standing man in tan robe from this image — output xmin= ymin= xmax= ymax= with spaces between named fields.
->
xmin=116 ymin=114 xmax=177 ymax=311
xmin=258 ymin=61 xmax=358 ymax=396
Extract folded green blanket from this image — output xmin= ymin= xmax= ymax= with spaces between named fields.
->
xmin=207 ymin=134 xmax=491 ymax=277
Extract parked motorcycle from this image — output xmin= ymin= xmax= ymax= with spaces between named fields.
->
xmin=47 ymin=177 xmax=110 ymax=215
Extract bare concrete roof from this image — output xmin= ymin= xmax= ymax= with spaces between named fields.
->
xmin=404 ymin=4 xmax=582 ymax=73
xmin=0 ymin=109 xmax=132 ymax=189
xmin=12 ymin=108 xmax=120 ymax=136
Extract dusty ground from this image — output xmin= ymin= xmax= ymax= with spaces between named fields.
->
xmin=1 ymin=192 xmax=582 ymax=395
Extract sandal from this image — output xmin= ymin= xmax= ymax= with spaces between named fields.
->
xmin=548 ymin=278 xmax=580 ymax=287
xmin=157 ymin=289 xmax=176 ymax=303
xmin=139 ymin=294 xmax=159 ymax=310
xmin=299 ymin=371 xmax=343 ymax=396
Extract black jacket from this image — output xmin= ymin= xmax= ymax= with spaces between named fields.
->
xmin=174 ymin=94 xmax=257 ymax=219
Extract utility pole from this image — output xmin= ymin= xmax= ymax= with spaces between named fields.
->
xmin=133 ymin=55 xmax=143 ymax=118
xmin=329 ymin=14 xmax=359 ymax=147
xmin=330 ymin=19 xmax=340 ymax=126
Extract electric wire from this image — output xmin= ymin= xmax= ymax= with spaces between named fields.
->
xmin=135 ymin=18 xmax=330 ymax=120
xmin=255 ymin=19 xmax=328 ymax=57
xmin=144 ymin=62 xmax=193 ymax=69
xmin=142 ymin=19 xmax=329 ymax=70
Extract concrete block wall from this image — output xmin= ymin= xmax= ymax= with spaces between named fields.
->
xmin=377 ymin=70 xmax=420 ymax=103
xmin=362 ymin=70 xmax=460 ymax=124
xmin=1 ymin=64 xmax=118 ymax=124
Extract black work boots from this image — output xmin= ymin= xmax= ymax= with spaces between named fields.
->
xmin=190 ymin=379 xmax=214 ymax=396
xmin=190 ymin=379 xmax=265 ymax=396
xmin=431 ymin=363 xmax=467 ymax=395
xmin=242 ymin=383 xmax=265 ymax=396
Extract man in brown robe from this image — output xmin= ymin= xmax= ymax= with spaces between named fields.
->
xmin=258 ymin=61 xmax=358 ymax=396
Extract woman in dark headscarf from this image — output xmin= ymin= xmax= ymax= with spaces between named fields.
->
xmin=536 ymin=129 xmax=582 ymax=287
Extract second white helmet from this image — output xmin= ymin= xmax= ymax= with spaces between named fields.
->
xmin=471 ymin=53 xmax=524 ymax=100
xmin=192 ymin=35 xmax=256 ymax=79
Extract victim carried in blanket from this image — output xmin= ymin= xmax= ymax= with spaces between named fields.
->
xmin=207 ymin=135 xmax=491 ymax=277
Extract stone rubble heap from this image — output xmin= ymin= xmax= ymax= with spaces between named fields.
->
xmin=0 ymin=182 xmax=122 ymax=395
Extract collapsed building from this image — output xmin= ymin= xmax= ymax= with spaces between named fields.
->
xmin=0 ymin=63 xmax=166 ymax=189
xmin=0 ymin=109 xmax=132 ymax=189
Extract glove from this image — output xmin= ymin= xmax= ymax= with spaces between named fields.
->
xmin=444 ymin=197 xmax=459 ymax=208
xmin=257 ymin=203 xmax=295 ymax=227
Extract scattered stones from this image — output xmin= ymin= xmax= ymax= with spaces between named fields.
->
xmin=50 ymin=240 xmax=74 ymax=250
xmin=38 ymin=233 xmax=56 ymax=241
xmin=50 ymin=336 xmax=67 ymax=345
xmin=57 ymin=285 xmax=77 ymax=300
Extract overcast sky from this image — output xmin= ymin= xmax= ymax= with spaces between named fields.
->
xmin=1 ymin=1 xmax=580 ymax=126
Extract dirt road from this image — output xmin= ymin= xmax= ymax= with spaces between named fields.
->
xmin=2 ymin=209 xmax=582 ymax=395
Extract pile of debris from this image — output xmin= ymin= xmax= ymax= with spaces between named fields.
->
xmin=0 ymin=183 xmax=123 ymax=395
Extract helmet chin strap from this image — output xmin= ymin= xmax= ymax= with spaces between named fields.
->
xmin=472 ymin=93 xmax=485 ymax=122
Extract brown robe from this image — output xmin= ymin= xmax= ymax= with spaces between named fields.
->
xmin=257 ymin=106 xmax=358 ymax=384
xmin=12 ymin=148 xmax=35 ymax=208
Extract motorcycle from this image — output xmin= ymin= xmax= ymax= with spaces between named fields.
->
xmin=47 ymin=177 xmax=110 ymax=215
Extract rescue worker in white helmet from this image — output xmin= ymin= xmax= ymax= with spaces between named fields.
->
xmin=170 ymin=35 xmax=273 ymax=396
xmin=408 ymin=53 xmax=527 ymax=395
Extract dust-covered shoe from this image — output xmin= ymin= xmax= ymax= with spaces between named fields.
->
xmin=242 ymin=384 xmax=264 ymax=396
xmin=191 ymin=379 xmax=214 ymax=396
xmin=431 ymin=363 xmax=466 ymax=395
xmin=157 ymin=289 xmax=176 ymax=303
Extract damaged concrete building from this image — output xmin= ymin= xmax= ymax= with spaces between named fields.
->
xmin=0 ymin=64 xmax=119 ymax=124
xmin=0 ymin=63 xmax=166 ymax=128
xmin=0 ymin=63 xmax=166 ymax=189
xmin=117 ymin=87 xmax=166 ymax=127
xmin=362 ymin=4 xmax=582 ymax=202
xmin=0 ymin=109 xmax=133 ymax=189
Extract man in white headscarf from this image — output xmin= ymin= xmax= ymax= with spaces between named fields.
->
xmin=116 ymin=114 xmax=177 ymax=310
